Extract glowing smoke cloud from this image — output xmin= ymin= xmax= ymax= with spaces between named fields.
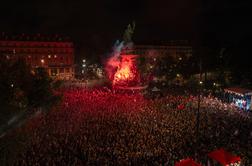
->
xmin=105 ymin=40 xmax=124 ymax=81
xmin=106 ymin=42 xmax=139 ymax=87
xmin=105 ymin=22 xmax=138 ymax=87
xmin=113 ymin=55 xmax=139 ymax=86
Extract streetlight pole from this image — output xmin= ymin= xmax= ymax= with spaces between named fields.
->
xmin=81 ymin=59 xmax=86 ymax=79
xmin=196 ymin=57 xmax=202 ymax=139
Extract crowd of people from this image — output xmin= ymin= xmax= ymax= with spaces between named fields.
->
xmin=1 ymin=87 xmax=252 ymax=165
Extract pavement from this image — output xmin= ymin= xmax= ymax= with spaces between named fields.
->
xmin=0 ymin=109 xmax=42 ymax=139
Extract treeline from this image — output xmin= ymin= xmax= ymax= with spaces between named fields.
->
xmin=0 ymin=55 xmax=61 ymax=124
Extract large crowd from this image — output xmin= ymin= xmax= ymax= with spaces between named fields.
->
xmin=1 ymin=87 xmax=252 ymax=165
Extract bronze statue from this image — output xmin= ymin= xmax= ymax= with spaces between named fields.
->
xmin=123 ymin=21 xmax=135 ymax=43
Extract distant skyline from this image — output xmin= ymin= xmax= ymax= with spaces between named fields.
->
xmin=1 ymin=0 xmax=252 ymax=58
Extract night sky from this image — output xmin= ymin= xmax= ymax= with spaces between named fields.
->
xmin=1 ymin=0 xmax=252 ymax=59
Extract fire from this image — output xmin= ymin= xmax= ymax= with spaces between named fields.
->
xmin=113 ymin=60 xmax=133 ymax=83
xmin=112 ymin=55 xmax=139 ymax=87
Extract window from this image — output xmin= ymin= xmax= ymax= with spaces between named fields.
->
xmin=66 ymin=68 xmax=70 ymax=73
xmin=59 ymin=68 xmax=64 ymax=73
xmin=51 ymin=68 xmax=58 ymax=76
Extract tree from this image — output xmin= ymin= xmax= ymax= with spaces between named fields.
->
xmin=0 ymin=55 xmax=61 ymax=124
xmin=28 ymin=67 xmax=61 ymax=109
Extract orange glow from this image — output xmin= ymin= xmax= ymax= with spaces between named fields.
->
xmin=113 ymin=55 xmax=139 ymax=87
xmin=114 ymin=63 xmax=132 ymax=81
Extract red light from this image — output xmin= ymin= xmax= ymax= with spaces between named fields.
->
xmin=112 ymin=55 xmax=139 ymax=87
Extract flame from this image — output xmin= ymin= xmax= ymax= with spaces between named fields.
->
xmin=112 ymin=55 xmax=139 ymax=87
xmin=114 ymin=62 xmax=132 ymax=82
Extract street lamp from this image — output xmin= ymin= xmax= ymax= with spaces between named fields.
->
xmin=196 ymin=58 xmax=202 ymax=139
xmin=81 ymin=59 xmax=87 ymax=79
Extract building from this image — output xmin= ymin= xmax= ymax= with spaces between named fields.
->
xmin=122 ymin=40 xmax=192 ymax=60
xmin=121 ymin=40 xmax=193 ymax=85
xmin=0 ymin=33 xmax=75 ymax=80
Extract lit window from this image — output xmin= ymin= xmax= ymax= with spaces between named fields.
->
xmin=48 ymin=55 xmax=51 ymax=58
xmin=51 ymin=68 xmax=57 ymax=76
xmin=54 ymin=55 xmax=57 ymax=58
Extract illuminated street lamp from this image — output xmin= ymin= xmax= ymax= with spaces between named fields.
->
xmin=81 ymin=59 xmax=87 ymax=78
xmin=196 ymin=58 xmax=202 ymax=140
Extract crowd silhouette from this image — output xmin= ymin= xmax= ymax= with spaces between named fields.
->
xmin=5 ymin=87 xmax=252 ymax=165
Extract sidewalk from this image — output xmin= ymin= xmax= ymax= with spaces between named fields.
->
xmin=0 ymin=109 xmax=42 ymax=139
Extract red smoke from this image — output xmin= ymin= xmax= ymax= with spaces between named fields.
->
xmin=106 ymin=54 xmax=140 ymax=87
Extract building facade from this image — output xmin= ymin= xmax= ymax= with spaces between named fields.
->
xmin=121 ymin=40 xmax=193 ymax=85
xmin=0 ymin=38 xmax=74 ymax=80
xmin=122 ymin=40 xmax=192 ymax=60
xmin=133 ymin=44 xmax=192 ymax=60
